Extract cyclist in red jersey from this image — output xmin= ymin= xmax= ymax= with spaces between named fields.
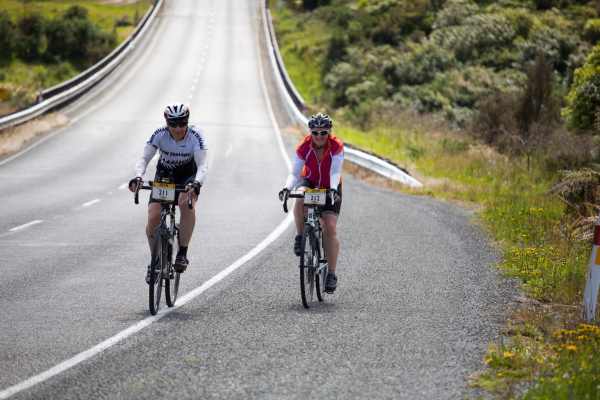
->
xmin=279 ymin=113 xmax=344 ymax=293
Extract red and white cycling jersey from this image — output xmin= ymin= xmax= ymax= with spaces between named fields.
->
xmin=285 ymin=134 xmax=344 ymax=190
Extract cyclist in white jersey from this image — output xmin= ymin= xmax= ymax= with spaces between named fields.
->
xmin=129 ymin=104 xmax=207 ymax=280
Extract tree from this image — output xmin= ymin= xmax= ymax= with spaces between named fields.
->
xmin=515 ymin=53 xmax=559 ymax=169
xmin=564 ymin=43 xmax=600 ymax=132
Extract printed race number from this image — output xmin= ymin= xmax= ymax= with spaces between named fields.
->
xmin=304 ymin=189 xmax=327 ymax=205
xmin=152 ymin=182 xmax=176 ymax=202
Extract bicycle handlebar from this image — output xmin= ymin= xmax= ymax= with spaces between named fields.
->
xmin=281 ymin=189 xmax=334 ymax=214
xmin=134 ymin=180 xmax=194 ymax=209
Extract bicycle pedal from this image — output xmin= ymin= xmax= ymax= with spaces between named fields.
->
xmin=320 ymin=259 xmax=327 ymax=264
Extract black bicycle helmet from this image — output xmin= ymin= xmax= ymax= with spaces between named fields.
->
xmin=308 ymin=113 xmax=333 ymax=130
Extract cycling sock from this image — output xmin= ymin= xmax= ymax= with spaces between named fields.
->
xmin=177 ymin=246 xmax=188 ymax=257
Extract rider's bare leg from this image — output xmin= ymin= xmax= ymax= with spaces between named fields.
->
xmin=293 ymin=187 xmax=307 ymax=235
xmin=146 ymin=203 xmax=161 ymax=252
xmin=177 ymin=191 xmax=197 ymax=247
xmin=321 ymin=213 xmax=339 ymax=273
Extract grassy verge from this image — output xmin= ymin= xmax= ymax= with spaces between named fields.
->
xmin=1 ymin=0 xmax=152 ymax=36
xmin=0 ymin=0 xmax=153 ymax=114
xmin=271 ymin=4 xmax=598 ymax=399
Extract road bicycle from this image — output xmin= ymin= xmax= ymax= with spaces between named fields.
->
xmin=281 ymin=189 xmax=333 ymax=309
xmin=134 ymin=178 xmax=192 ymax=315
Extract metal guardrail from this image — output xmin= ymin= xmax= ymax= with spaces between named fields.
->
xmin=0 ymin=0 xmax=164 ymax=131
xmin=261 ymin=1 xmax=422 ymax=188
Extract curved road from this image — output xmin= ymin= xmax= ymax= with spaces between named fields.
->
xmin=0 ymin=1 xmax=515 ymax=399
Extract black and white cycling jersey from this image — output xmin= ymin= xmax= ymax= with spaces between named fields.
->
xmin=135 ymin=125 xmax=208 ymax=184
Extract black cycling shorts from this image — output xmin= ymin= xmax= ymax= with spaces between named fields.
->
xmin=298 ymin=179 xmax=342 ymax=215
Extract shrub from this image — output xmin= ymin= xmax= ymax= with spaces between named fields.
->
xmin=583 ymin=18 xmax=600 ymax=43
xmin=543 ymin=129 xmax=595 ymax=171
xmin=0 ymin=11 xmax=16 ymax=64
xmin=301 ymin=0 xmax=331 ymax=11
xmin=473 ymin=90 xmax=519 ymax=146
xmin=518 ymin=24 xmax=577 ymax=74
xmin=431 ymin=14 xmax=516 ymax=62
xmin=45 ymin=6 xmax=116 ymax=66
xmin=563 ymin=43 xmax=600 ymax=131
xmin=390 ymin=42 xmax=455 ymax=86
xmin=432 ymin=0 xmax=479 ymax=29
xmin=16 ymin=13 xmax=47 ymax=61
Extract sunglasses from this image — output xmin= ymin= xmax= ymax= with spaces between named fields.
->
xmin=167 ymin=119 xmax=188 ymax=128
xmin=311 ymin=130 xmax=330 ymax=137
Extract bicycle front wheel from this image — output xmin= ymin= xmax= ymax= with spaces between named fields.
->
xmin=315 ymin=237 xmax=327 ymax=302
xmin=164 ymin=241 xmax=179 ymax=307
xmin=299 ymin=228 xmax=317 ymax=309
xmin=148 ymin=261 xmax=162 ymax=316
xmin=165 ymin=274 xmax=180 ymax=307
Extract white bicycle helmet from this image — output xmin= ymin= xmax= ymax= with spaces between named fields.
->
xmin=163 ymin=103 xmax=190 ymax=121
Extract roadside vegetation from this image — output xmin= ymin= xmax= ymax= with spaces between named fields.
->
xmin=271 ymin=0 xmax=600 ymax=398
xmin=0 ymin=0 xmax=153 ymax=114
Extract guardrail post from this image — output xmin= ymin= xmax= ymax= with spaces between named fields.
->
xmin=583 ymin=215 xmax=600 ymax=322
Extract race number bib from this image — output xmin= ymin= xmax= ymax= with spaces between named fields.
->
xmin=304 ymin=189 xmax=327 ymax=205
xmin=152 ymin=182 xmax=176 ymax=202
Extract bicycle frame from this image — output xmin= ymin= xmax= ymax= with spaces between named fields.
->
xmin=134 ymin=180 xmax=192 ymax=314
xmin=283 ymin=189 xmax=331 ymax=307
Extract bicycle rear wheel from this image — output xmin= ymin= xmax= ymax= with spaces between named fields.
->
xmin=299 ymin=227 xmax=317 ymax=309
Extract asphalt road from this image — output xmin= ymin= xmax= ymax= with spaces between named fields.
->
xmin=0 ymin=1 xmax=516 ymax=399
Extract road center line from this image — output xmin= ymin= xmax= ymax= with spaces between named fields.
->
xmin=82 ymin=199 xmax=101 ymax=208
xmin=9 ymin=220 xmax=43 ymax=232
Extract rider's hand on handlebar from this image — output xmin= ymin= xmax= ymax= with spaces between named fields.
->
xmin=128 ymin=177 xmax=142 ymax=193
xmin=186 ymin=181 xmax=202 ymax=196
xmin=330 ymin=188 xmax=341 ymax=203
xmin=278 ymin=188 xmax=289 ymax=202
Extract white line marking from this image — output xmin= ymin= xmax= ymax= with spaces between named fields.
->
xmin=82 ymin=199 xmax=101 ymax=208
xmin=118 ymin=182 xmax=128 ymax=190
xmin=0 ymin=216 xmax=293 ymax=400
xmin=0 ymin=9 xmax=296 ymax=399
xmin=9 ymin=220 xmax=43 ymax=232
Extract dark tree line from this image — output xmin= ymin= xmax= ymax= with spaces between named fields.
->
xmin=0 ymin=6 xmax=116 ymax=68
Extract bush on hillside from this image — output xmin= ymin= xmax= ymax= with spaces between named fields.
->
xmin=0 ymin=11 xmax=16 ymax=64
xmin=390 ymin=42 xmax=455 ymax=86
xmin=16 ymin=13 xmax=47 ymax=61
xmin=564 ymin=43 xmax=600 ymax=131
xmin=584 ymin=18 xmax=600 ymax=42
xmin=432 ymin=0 xmax=479 ymax=29
xmin=431 ymin=14 xmax=516 ymax=62
xmin=45 ymin=6 xmax=116 ymax=66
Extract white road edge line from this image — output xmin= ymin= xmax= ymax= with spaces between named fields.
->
xmin=0 ymin=6 xmax=293 ymax=398
xmin=82 ymin=199 xmax=101 ymax=208
xmin=9 ymin=220 xmax=43 ymax=232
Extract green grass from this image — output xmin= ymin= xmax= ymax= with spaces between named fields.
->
xmin=0 ymin=0 xmax=153 ymax=38
xmin=272 ymin=5 xmax=597 ymax=399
